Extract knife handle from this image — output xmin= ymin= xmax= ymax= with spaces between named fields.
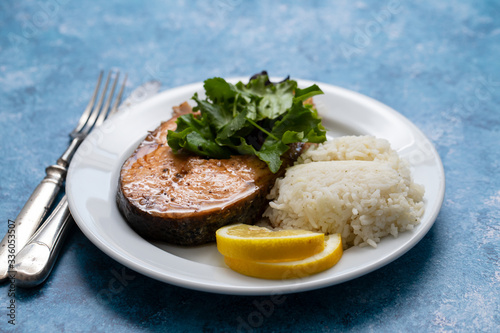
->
xmin=14 ymin=196 xmax=73 ymax=288
xmin=0 ymin=164 xmax=66 ymax=281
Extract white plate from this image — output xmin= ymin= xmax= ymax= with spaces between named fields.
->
xmin=66 ymin=78 xmax=445 ymax=295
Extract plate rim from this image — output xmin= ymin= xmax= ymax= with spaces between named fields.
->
xmin=67 ymin=78 xmax=445 ymax=295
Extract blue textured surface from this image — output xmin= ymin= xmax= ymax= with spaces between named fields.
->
xmin=1 ymin=0 xmax=499 ymax=332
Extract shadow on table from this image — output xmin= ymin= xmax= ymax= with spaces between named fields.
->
xmin=18 ymin=220 xmax=440 ymax=332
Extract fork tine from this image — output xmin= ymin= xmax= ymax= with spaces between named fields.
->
xmin=70 ymin=71 xmax=127 ymax=139
xmin=72 ymin=71 xmax=103 ymax=135
xmin=94 ymin=72 xmax=120 ymax=127
xmin=110 ymin=74 xmax=127 ymax=116
xmin=80 ymin=71 xmax=111 ymax=135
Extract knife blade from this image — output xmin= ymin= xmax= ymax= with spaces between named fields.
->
xmin=118 ymin=80 xmax=161 ymax=112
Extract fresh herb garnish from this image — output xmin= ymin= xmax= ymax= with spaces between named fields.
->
xmin=167 ymin=72 xmax=327 ymax=173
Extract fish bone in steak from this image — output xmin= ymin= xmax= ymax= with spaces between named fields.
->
xmin=117 ymin=102 xmax=306 ymax=245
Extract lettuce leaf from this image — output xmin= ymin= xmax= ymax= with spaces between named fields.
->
xmin=167 ymin=72 xmax=326 ymax=173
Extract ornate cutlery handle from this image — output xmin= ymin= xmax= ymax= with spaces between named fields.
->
xmin=0 ymin=137 xmax=80 ymax=281
xmin=14 ymin=196 xmax=73 ymax=287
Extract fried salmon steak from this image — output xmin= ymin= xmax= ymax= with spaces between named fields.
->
xmin=116 ymin=102 xmax=306 ymax=245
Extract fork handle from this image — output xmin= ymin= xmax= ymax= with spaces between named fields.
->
xmin=0 ymin=137 xmax=82 ymax=282
xmin=14 ymin=196 xmax=73 ymax=288
xmin=0 ymin=164 xmax=66 ymax=281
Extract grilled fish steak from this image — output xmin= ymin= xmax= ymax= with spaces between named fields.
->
xmin=117 ymin=102 xmax=306 ymax=245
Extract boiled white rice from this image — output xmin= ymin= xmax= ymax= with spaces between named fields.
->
xmin=263 ymin=136 xmax=425 ymax=248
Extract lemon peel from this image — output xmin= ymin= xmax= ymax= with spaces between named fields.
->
xmin=216 ymin=224 xmax=325 ymax=262
xmin=224 ymin=234 xmax=343 ymax=280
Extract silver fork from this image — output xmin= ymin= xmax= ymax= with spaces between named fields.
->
xmin=0 ymin=71 xmax=126 ymax=282
xmin=13 ymin=78 xmax=160 ymax=288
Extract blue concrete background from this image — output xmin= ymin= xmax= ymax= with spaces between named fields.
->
xmin=1 ymin=0 xmax=499 ymax=332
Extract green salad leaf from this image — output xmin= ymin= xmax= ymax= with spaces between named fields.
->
xmin=167 ymin=72 xmax=327 ymax=173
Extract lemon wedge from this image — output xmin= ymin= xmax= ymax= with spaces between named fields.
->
xmin=224 ymin=234 xmax=343 ymax=279
xmin=216 ymin=224 xmax=325 ymax=262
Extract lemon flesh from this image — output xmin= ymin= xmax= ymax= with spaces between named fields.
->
xmin=216 ymin=224 xmax=325 ymax=262
xmin=224 ymin=234 xmax=343 ymax=280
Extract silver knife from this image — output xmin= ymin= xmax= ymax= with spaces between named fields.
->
xmin=12 ymin=80 xmax=161 ymax=288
